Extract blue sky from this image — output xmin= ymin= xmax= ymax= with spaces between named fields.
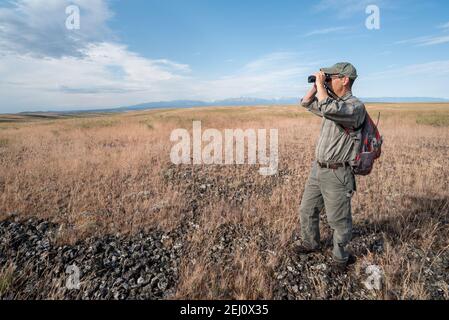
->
xmin=0 ymin=0 xmax=449 ymax=113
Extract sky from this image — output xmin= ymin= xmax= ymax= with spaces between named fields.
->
xmin=0 ymin=0 xmax=449 ymax=113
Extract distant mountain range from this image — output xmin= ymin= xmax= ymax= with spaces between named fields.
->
xmin=360 ymin=97 xmax=449 ymax=103
xmin=17 ymin=96 xmax=449 ymax=114
xmin=123 ymin=97 xmax=300 ymax=110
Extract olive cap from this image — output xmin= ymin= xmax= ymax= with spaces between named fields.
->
xmin=321 ymin=62 xmax=358 ymax=80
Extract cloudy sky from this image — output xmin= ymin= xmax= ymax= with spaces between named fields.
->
xmin=1 ymin=0 xmax=449 ymax=113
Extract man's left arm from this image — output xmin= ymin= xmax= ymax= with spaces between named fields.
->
xmin=318 ymin=98 xmax=366 ymax=129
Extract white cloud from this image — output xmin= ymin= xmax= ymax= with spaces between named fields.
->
xmin=80 ymin=43 xmax=191 ymax=84
xmin=364 ymin=60 xmax=449 ymax=80
xmin=0 ymin=0 xmax=113 ymax=58
xmin=397 ymin=18 xmax=449 ymax=47
xmin=356 ymin=60 xmax=449 ymax=99
xmin=397 ymin=35 xmax=449 ymax=46
xmin=303 ymin=26 xmax=349 ymax=37
xmin=418 ymin=35 xmax=449 ymax=46
xmin=438 ymin=21 xmax=449 ymax=29
xmin=0 ymin=42 xmax=315 ymax=112
xmin=0 ymin=0 xmax=321 ymax=113
xmin=0 ymin=42 xmax=195 ymax=112
xmin=313 ymin=0 xmax=387 ymax=18
xmin=188 ymin=52 xmax=317 ymax=101
xmin=0 ymin=0 xmax=198 ymax=112
xmin=0 ymin=41 xmax=320 ymax=112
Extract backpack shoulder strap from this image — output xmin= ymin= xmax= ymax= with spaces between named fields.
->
xmin=340 ymin=113 xmax=366 ymax=135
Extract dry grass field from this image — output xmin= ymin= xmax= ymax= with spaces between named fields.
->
xmin=0 ymin=103 xmax=448 ymax=299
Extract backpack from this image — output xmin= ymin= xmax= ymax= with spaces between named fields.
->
xmin=343 ymin=112 xmax=383 ymax=176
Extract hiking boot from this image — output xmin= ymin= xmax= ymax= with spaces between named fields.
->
xmin=294 ymin=244 xmax=321 ymax=255
xmin=332 ymin=254 xmax=357 ymax=273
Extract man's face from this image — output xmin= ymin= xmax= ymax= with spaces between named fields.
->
xmin=327 ymin=74 xmax=346 ymax=93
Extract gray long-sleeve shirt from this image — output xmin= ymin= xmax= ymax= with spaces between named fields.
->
xmin=300 ymin=92 xmax=367 ymax=164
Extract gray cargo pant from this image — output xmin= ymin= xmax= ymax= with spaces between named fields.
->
xmin=299 ymin=161 xmax=356 ymax=263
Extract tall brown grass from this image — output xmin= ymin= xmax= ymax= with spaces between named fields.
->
xmin=0 ymin=104 xmax=448 ymax=299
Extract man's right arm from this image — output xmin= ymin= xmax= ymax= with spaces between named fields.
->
xmin=299 ymin=84 xmax=323 ymax=117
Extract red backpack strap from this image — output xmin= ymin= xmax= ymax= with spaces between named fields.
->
xmin=339 ymin=116 xmax=366 ymax=136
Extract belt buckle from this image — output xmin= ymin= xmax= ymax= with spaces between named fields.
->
xmin=320 ymin=162 xmax=330 ymax=169
xmin=319 ymin=162 xmax=330 ymax=169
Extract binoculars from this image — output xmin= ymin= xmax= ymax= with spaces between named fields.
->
xmin=308 ymin=75 xmax=332 ymax=83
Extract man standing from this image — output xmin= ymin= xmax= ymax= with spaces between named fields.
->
xmin=297 ymin=62 xmax=366 ymax=272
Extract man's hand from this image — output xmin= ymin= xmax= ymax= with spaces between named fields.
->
xmin=315 ymin=71 xmax=326 ymax=87
xmin=315 ymin=71 xmax=329 ymax=102
xmin=301 ymin=83 xmax=317 ymax=105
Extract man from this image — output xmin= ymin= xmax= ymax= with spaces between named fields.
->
xmin=297 ymin=62 xmax=366 ymax=272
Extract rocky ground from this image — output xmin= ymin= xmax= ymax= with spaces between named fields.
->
xmin=0 ymin=218 xmax=183 ymax=299
xmin=1 ymin=165 xmax=448 ymax=300
xmin=1 ymin=215 xmax=447 ymax=300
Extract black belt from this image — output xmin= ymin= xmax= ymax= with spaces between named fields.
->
xmin=317 ymin=161 xmax=350 ymax=169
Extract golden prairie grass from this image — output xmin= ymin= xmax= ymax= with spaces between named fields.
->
xmin=0 ymin=263 xmax=15 ymax=296
xmin=0 ymin=103 xmax=448 ymax=299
